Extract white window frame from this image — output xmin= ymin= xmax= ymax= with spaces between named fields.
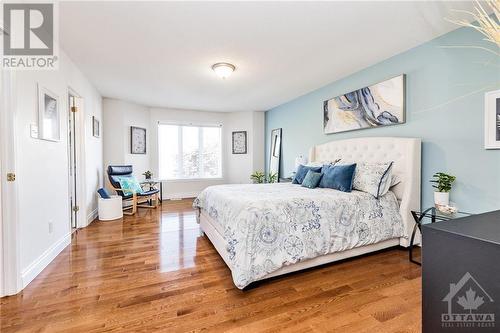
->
xmin=158 ymin=121 xmax=224 ymax=181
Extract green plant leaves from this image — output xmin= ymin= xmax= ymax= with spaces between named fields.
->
xmin=430 ymin=172 xmax=456 ymax=192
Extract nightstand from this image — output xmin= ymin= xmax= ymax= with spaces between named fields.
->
xmin=409 ymin=207 xmax=473 ymax=265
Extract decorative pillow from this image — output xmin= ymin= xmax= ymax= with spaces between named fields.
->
xmin=390 ymin=174 xmax=402 ymax=188
xmin=301 ymin=170 xmax=323 ymax=189
xmin=319 ymin=163 xmax=357 ymax=192
xmin=97 ymin=187 xmax=111 ymax=199
xmin=116 ymin=176 xmax=143 ymax=194
xmin=352 ymin=162 xmax=394 ymax=198
xmin=292 ymin=165 xmax=322 ymax=184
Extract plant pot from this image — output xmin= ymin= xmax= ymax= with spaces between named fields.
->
xmin=434 ymin=191 xmax=449 ymax=207
xmin=145 ymin=175 xmax=151 ymax=180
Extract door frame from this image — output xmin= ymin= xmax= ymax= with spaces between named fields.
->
xmin=1 ymin=70 xmax=22 ymax=296
xmin=67 ymin=87 xmax=87 ymax=229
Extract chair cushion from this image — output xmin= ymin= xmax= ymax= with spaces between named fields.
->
xmin=121 ymin=189 xmax=159 ymax=200
xmin=97 ymin=188 xmax=111 ymax=199
xmin=115 ymin=176 xmax=143 ymax=195
xmin=319 ymin=163 xmax=357 ymax=192
xmin=138 ymin=189 xmax=159 ymax=196
xmin=108 ymin=165 xmax=133 ymax=176
xmin=108 ymin=165 xmax=134 ymax=189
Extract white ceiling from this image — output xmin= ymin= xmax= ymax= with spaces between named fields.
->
xmin=60 ymin=1 xmax=475 ymax=112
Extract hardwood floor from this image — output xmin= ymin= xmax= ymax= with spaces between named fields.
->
xmin=0 ymin=199 xmax=422 ymax=333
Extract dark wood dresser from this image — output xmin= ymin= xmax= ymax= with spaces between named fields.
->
xmin=422 ymin=210 xmax=500 ymax=333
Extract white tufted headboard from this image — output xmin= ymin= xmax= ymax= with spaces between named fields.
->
xmin=309 ymin=137 xmax=421 ymax=247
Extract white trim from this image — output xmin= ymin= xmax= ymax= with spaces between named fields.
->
xmin=87 ymin=208 xmax=98 ymax=226
xmin=158 ymin=120 xmax=222 ymax=128
xmin=67 ymin=87 xmax=87 ymax=229
xmin=21 ymin=233 xmax=71 ymax=289
xmin=1 ymin=70 xmax=22 ymax=296
xmin=163 ymin=191 xmax=200 ymax=200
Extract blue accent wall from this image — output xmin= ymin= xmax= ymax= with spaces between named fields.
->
xmin=265 ymin=27 xmax=500 ymax=213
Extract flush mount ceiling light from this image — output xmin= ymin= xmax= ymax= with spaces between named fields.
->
xmin=212 ymin=62 xmax=236 ymax=79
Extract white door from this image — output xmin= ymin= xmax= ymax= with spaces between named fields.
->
xmin=0 ymin=111 xmax=3 ymax=298
xmin=0 ymin=65 xmax=21 ymax=295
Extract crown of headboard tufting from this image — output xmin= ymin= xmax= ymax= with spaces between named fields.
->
xmin=309 ymin=137 xmax=421 ymax=246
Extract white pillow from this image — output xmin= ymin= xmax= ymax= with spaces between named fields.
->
xmin=306 ymin=159 xmax=341 ymax=167
xmin=390 ymin=174 xmax=402 ymax=187
xmin=352 ymin=162 xmax=394 ymax=198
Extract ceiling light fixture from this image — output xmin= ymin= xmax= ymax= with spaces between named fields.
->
xmin=212 ymin=62 xmax=236 ymax=79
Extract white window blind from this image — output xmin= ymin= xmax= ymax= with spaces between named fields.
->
xmin=158 ymin=123 xmax=222 ymax=180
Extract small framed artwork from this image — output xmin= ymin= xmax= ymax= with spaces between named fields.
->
xmin=92 ymin=116 xmax=100 ymax=138
xmin=232 ymin=131 xmax=247 ymax=154
xmin=38 ymin=84 xmax=60 ymax=141
xmin=131 ymin=126 xmax=146 ymax=154
xmin=485 ymin=90 xmax=500 ymax=149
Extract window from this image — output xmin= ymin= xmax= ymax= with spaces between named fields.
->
xmin=158 ymin=123 xmax=222 ymax=180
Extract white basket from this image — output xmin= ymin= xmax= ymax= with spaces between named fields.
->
xmin=98 ymin=195 xmax=123 ymax=221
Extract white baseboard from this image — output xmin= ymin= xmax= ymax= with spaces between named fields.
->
xmin=87 ymin=208 xmax=98 ymax=226
xmin=21 ymin=233 xmax=71 ymax=289
xmin=163 ymin=191 xmax=199 ymax=200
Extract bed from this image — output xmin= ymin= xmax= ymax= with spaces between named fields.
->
xmin=194 ymin=137 xmax=421 ymax=289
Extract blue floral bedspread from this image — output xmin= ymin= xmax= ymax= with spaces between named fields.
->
xmin=193 ymin=183 xmax=403 ymax=289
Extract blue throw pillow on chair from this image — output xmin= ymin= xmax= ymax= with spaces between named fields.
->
xmin=301 ymin=170 xmax=323 ymax=189
xmin=292 ymin=165 xmax=322 ymax=184
xmin=319 ymin=163 xmax=357 ymax=192
xmin=116 ymin=176 xmax=143 ymax=194
xmin=97 ymin=188 xmax=111 ymax=199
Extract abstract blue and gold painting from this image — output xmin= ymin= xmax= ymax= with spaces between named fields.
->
xmin=323 ymin=75 xmax=406 ymax=134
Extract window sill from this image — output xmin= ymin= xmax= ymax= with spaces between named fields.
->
xmin=161 ymin=178 xmax=225 ymax=183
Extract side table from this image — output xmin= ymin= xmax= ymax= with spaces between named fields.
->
xmin=409 ymin=207 xmax=473 ymax=265
xmin=140 ymin=179 xmax=163 ymax=204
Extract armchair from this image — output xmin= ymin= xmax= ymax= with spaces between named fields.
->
xmin=107 ymin=165 xmax=159 ymax=215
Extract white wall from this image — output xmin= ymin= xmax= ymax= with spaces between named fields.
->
xmin=103 ymin=99 xmax=150 ymax=180
xmin=252 ymin=111 xmax=265 ymax=172
xmin=102 ymin=99 xmax=265 ymax=198
xmin=14 ymin=50 xmax=102 ymax=288
xmin=226 ymin=112 xmax=265 ymax=184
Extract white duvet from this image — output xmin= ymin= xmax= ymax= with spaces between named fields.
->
xmin=193 ymin=183 xmax=404 ymax=289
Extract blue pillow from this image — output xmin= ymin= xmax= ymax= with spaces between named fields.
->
xmin=292 ymin=165 xmax=322 ymax=184
xmin=97 ymin=187 xmax=111 ymax=199
xmin=116 ymin=176 xmax=143 ymax=194
xmin=319 ymin=163 xmax=357 ymax=192
xmin=301 ymin=170 xmax=323 ymax=189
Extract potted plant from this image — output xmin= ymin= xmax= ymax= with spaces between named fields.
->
xmin=143 ymin=170 xmax=153 ymax=180
xmin=267 ymin=172 xmax=278 ymax=184
xmin=430 ymin=172 xmax=456 ymax=206
xmin=250 ymin=171 xmax=266 ymax=184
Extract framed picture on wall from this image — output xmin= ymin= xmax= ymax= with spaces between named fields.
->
xmin=485 ymin=89 xmax=500 ymax=149
xmin=232 ymin=131 xmax=247 ymax=154
xmin=323 ymin=74 xmax=406 ymax=134
xmin=131 ymin=126 xmax=147 ymax=154
xmin=92 ymin=116 xmax=100 ymax=138
xmin=37 ymin=84 xmax=60 ymax=141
